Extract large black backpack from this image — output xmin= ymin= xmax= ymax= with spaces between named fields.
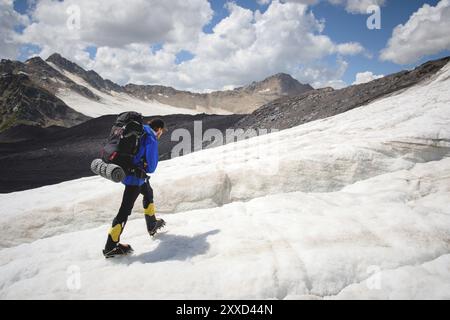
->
xmin=101 ymin=111 xmax=145 ymax=175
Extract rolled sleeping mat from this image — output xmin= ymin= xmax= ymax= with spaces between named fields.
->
xmin=90 ymin=159 xmax=126 ymax=183
xmin=106 ymin=163 xmax=127 ymax=183
xmin=90 ymin=159 xmax=103 ymax=176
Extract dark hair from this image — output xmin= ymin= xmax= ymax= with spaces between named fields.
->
xmin=148 ymin=118 xmax=166 ymax=131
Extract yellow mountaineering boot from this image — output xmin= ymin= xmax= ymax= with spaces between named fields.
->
xmin=103 ymin=223 xmax=134 ymax=258
xmin=144 ymin=203 xmax=166 ymax=236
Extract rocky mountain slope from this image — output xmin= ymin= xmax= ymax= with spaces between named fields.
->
xmin=0 ymin=71 xmax=90 ymax=132
xmin=46 ymin=53 xmax=312 ymax=115
xmin=46 ymin=53 xmax=123 ymax=93
xmin=125 ymin=72 xmax=313 ymax=114
xmin=1 ymin=57 xmax=99 ymax=100
xmin=236 ymin=56 xmax=450 ymax=130
xmin=0 ymin=53 xmax=313 ymax=132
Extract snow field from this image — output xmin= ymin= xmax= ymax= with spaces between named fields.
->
xmin=0 ymin=63 xmax=449 ymax=299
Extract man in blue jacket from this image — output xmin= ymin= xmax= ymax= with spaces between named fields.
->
xmin=103 ymin=118 xmax=166 ymax=258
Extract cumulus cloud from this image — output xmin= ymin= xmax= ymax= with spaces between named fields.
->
xmin=337 ymin=0 xmax=385 ymax=14
xmin=380 ymin=0 xmax=450 ymax=64
xmin=274 ymin=0 xmax=385 ymax=14
xmin=91 ymin=44 xmax=179 ymax=86
xmin=335 ymin=42 xmax=365 ymax=55
xmin=0 ymin=0 xmax=29 ymax=59
xmin=18 ymin=0 xmax=212 ymax=59
xmin=171 ymin=1 xmax=337 ymax=90
xmin=10 ymin=0 xmax=363 ymax=91
xmin=257 ymin=0 xmax=273 ymax=4
xmin=91 ymin=1 xmax=359 ymax=90
xmin=352 ymin=71 xmax=383 ymax=85
xmin=281 ymin=0 xmax=320 ymax=5
xmin=295 ymin=58 xmax=349 ymax=89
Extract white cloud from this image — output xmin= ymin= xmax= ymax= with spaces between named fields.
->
xmin=335 ymin=42 xmax=365 ymax=55
xmin=10 ymin=0 xmax=363 ymax=91
xmin=380 ymin=0 xmax=450 ymax=64
xmin=257 ymin=0 xmax=273 ymax=5
xmin=91 ymin=1 xmax=359 ymax=91
xmin=18 ymin=0 xmax=212 ymax=59
xmin=295 ymin=57 xmax=349 ymax=89
xmin=0 ymin=0 xmax=29 ymax=59
xmin=91 ymin=44 xmax=178 ymax=86
xmin=339 ymin=0 xmax=385 ymax=14
xmin=281 ymin=0 xmax=320 ymax=5
xmin=172 ymin=1 xmax=336 ymax=90
xmin=352 ymin=71 xmax=383 ymax=85
xmin=280 ymin=0 xmax=385 ymax=14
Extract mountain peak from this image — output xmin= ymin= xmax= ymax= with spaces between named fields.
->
xmin=46 ymin=52 xmax=63 ymax=61
xmin=262 ymin=72 xmax=307 ymax=86
xmin=244 ymin=72 xmax=313 ymax=96
xmin=45 ymin=53 xmax=123 ymax=93
xmin=46 ymin=53 xmax=69 ymax=66
xmin=267 ymin=72 xmax=295 ymax=80
xmin=46 ymin=53 xmax=86 ymax=75
xmin=25 ymin=56 xmax=46 ymax=66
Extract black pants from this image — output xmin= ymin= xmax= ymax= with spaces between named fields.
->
xmin=105 ymin=179 xmax=156 ymax=250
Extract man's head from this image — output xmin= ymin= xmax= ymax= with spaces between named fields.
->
xmin=148 ymin=118 xmax=166 ymax=139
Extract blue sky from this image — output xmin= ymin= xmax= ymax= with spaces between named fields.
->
xmin=12 ymin=0 xmax=28 ymax=14
xmin=203 ymin=0 xmax=449 ymax=85
xmin=5 ymin=0 xmax=450 ymax=90
xmin=311 ymin=0 xmax=448 ymax=84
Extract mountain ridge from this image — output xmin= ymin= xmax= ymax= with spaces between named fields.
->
xmin=0 ymin=53 xmax=314 ymax=132
xmin=46 ymin=53 xmax=124 ymax=93
xmin=235 ymin=55 xmax=450 ymax=131
xmin=45 ymin=52 xmax=314 ymax=114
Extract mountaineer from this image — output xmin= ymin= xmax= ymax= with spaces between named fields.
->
xmin=101 ymin=113 xmax=167 ymax=258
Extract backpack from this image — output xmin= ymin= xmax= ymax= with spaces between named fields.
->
xmin=101 ymin=111 xmax=145 ymax=176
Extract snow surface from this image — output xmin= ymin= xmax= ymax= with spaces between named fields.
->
xmin=0 ymin=63 xmax=449 ymax=299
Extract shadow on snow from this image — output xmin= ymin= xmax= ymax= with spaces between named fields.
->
xmin=124 ymin=229 xmax=220 ymax=264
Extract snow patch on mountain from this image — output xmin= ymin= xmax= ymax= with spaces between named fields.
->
xmin=47 ymin=61 xmax=200 ymax=117
xmin=56 ymin=88 xmax=198 ymax=118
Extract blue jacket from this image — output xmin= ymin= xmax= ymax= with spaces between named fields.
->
xmin=122 ymin=125 xmax=159 ymax=186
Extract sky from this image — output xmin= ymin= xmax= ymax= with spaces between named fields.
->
xmin=1 ymin=0 xmax=450 ymax=91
